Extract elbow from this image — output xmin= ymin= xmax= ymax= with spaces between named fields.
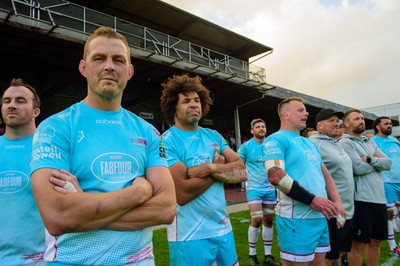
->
xmin=42 ymin=216 xmax=69 ymax=236
xmin=39 ymin=207 xmax=82 ymax=236
xmin=176 ymin=193 xmax=190 ymax=206
xmin=177 ymin=198 xmax=190 ymax=206
xmin=160 ymin=204 xmax=176 ymax=224
xmin=46 ymin=226 xmax=65 ymax=237
xmin=237 ymin=159 xmax=245 ymax=169
xmin=242 ymin=171 xmax=248 ymax=182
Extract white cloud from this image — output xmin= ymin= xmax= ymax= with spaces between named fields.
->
xmin=163 ymin=0 xmax=400 ymax=108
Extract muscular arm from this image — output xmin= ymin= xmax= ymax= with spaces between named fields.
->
xmin=265 ymin=161 xmax=337 ymax=219
xmin=32 ymin=168 xmax=153 ymax=236
xmin=170 ymin=162 xmax=215 ymax=206
xmin=106 ymin=166 xmax=176 ymax=230
xmin=188 ymin=148 xmax=247 ymax=184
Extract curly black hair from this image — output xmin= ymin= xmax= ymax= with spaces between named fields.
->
xmin=160 ymin=74 xmax=213 ymax=125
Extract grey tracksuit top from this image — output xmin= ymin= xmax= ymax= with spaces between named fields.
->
xmin=338 ymin=133 xmax=391 ymax=204
xmin=310 ymin=132 xmax=354 ymax=219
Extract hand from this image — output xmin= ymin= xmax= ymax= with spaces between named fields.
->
xmin=187 ymin=164 xmax=209 ymax=179
xmin=360 ymin=156 xmax=368 ymax=163
xmin=213 ymin=146 xmax=225 ymax=164
xmin=309 ymin=196 xmax=337 ymax=220
xmin=373 ymin=151 xmax=382 ymax=158
xmin=131 ymin=177 xmax=153 ymax=203
xmin=333 ymin=201 xmax=346 ymax=229
xmin=50 ymin=169 xmax=83 ymax=194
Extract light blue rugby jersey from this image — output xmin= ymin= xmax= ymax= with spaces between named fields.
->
xmin=0 ymin=135 xmax=45 ymax=265
xmin=238 ymin=138 xmax=274 ymax=191
xmin=163 ymin=126 xmax=233 ymax=241
xmin=262 ymin=130 xmax=326 ymax=219
xmin=372 ymin=135 xmax=400 ymax=183
xmin=30 ymin=101 xmax=167 ymax=265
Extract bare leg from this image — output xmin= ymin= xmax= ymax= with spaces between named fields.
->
xmin=365 ymin=239 xmax=381 ymax=266
xmin=347 ymin=241 xmax=366 ymax=266
xmin=310 ymin=252 xmax=325 ymax=266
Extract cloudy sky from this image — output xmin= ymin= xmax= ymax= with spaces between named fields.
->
xmin=162 ymin=0 xmax=400 ymax=109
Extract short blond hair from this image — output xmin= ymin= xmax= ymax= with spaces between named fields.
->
xmin=83 ymin=26 xmax=131 ymax=64
xmin=277 ymin=97 xmax=305 ymax=118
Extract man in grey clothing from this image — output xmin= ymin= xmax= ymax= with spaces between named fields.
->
xmin=310 ymin=108 xmax=354 ymax=266
xmin=339 ymin=108 xmax=391 ymax=266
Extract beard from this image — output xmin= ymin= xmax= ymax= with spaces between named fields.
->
xmin=381 ymin=128 xmax=392 ymax=136
xmin=353 ymin=124 xmax=365 ymax=134
xmin=254 ymin=132 xmax=265 ymax=139
xmin=4 ymin=114 xmax=27 ymax=128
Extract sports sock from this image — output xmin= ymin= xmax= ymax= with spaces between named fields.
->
xmin=248 ymin=226 xmax=260 ymax=255
xmin=262 ymin=225 xmax=273 ymax=255
xmin=388 ymin=220 xmax=397 ymax=250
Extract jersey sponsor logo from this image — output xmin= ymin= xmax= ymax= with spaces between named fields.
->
xmin=218 ymin=215 xmax=230 ymax=225
xmin=92 ymin=152 xmax=139 ymax=183
xmin=157 ymin=138 xmax=166 ymax=158
xmin=256 ymin=157 xmax=263 ymax=163
xmin=188 ymin=134 xmax=199 ymax=140
xmin=130 ymin=137 xmax=148 ymax=147
xmin=388 ymin=147 xmax=399 ymax=154
xmin=77 ymin=130 xmax=85 ymax=143
xmin=21 ymin=252 xmax=44 ymax=262
xmin=191 ymin=153 xmax=213 ymax=166
xmin=5 ymin=144 xmax=25 ymax=149
xmin=262 ymin=140 xmax=281 ymax=155
xmin=95 ymin=119 xmax=122 ymax=125
xmin=33 ymin=125 xmax=56 ymax=144
xmin=57 ymin=112 xmax=70 ymax=119
xmin=159 ymin=146 xmax=166 ymax=158
xmin=0 ymin=171 xmax=29 ymax=194
xmin=126 ymin=244 xmax=153 ymax=264
xmin=31 ymin=145 xmax=62 ymax=161
xmin=303 ymin=150 xmax=319 ymax=165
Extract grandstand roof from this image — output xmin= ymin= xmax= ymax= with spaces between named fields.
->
xmin=68 ymin=0 xmax=273 ymax=60
xmin=0 ymin=0 xmax=378 ymax=133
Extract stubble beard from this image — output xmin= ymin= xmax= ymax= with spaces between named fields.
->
xmin=381 ymin=128 xmax=392 ymax=136
xmin=254 ymin=132 xmax=265 ymax=140
xmin=5 ymin=117 xmax=29 ymax=128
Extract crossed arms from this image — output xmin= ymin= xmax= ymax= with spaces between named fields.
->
xmin=31 ymin=166 xmax=176 ymax=236
xmin=169 ymin=147 xmax=247 ymax=205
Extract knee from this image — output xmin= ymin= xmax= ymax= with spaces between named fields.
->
xmin=388 ymin=207 xmax=395 ymax=220
xmin=369 ymin=239 xmax=382 ymax=249
xmin=252 ymin=217 xmax=262 ymax=227
xmin=351 ymin=241 xmax=366 ymax=253
xmin=262 ymin=215 xmax=273 ymax=227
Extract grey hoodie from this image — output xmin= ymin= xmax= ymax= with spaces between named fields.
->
xmin=310 ymin=132 xmax=354 ymax=219
xmin=338 ymin=133 xmax=391 ymax=204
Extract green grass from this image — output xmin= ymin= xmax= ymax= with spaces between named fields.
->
xmin=154 ymin=210 xmax=400 ymax=265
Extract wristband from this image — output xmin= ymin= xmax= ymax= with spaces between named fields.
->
xmin=287 ymin=180 xmax=315 ymax=205
xmin=276 ymin=174 xmax=294 ymax=192
xmin=366 ymin=156 xmax=371 ymax=164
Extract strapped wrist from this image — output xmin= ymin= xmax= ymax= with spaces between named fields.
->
xmin=287 ymin=180 xmax=315 ymax=205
